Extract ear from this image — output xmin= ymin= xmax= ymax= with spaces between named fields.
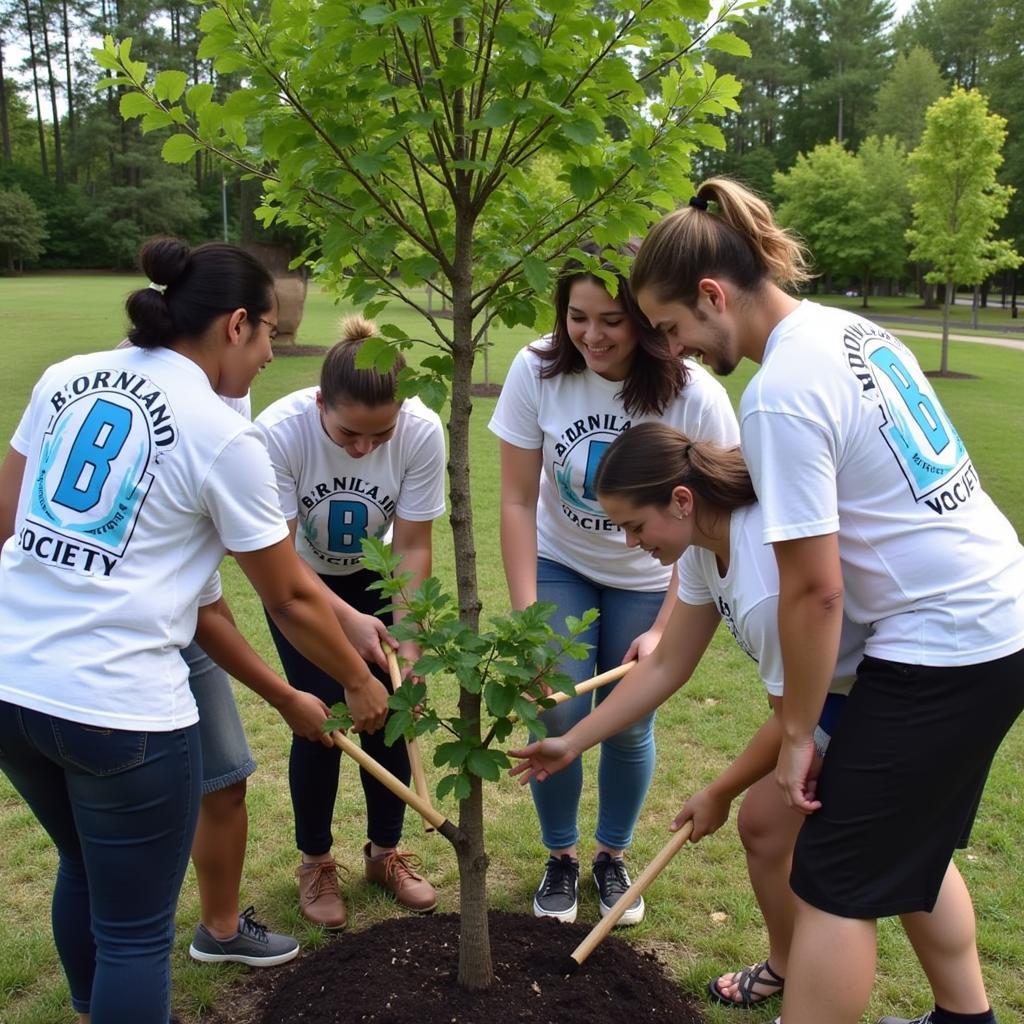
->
xmin=225 ymin=307 xmax=249 ymax=348
xmin=315 ymin=389 xmax=325 ymax=411
xmin=696 ymin=278 xmax=728 ymax=313
xmin=670 ymin=484 xmax=694 ymax=518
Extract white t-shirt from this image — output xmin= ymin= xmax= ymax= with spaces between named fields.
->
xmin=488 ymin=343 xmax=740 ymax=590
xmin=0 ymin=346 xmax=289 ymax=730
xmin=676 ymin=503 xmax=866 ymax=696
xmin=255 ymin=389 xmax=446 ymax=575
xmin=739 ymin=300 xmax=1024 ymax=666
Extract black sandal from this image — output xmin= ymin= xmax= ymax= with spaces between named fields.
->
xmin=707 ymin=959 xmax=785 ymax=1008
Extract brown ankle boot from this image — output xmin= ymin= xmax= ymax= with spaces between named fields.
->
xmin=296 ymin=858 xmax=348 ymax=929
xmin=363 ymin=843 xmax=437 ymax=913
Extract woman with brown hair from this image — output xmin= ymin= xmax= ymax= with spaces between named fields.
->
xmin=489 ymin=243 xmax=738 ymax=926
xmin=509 ymin=422 xmax=866 ymax=1013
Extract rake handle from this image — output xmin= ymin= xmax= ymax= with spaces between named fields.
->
xmin=385 ymin=646 xmax=436 ymax=833
xmin=569 ymin=820 xmax=694 ymax=969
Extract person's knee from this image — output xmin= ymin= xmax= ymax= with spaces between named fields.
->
xmin=737 ymin=797 xmax=791 ymax=860
xmin=601 ymin=717 xmax=653 ymax=754
xmin=201 ymin=779 xmax=247 ymax=821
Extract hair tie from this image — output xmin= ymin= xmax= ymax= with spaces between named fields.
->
xmin=148 ymin=281 xmax=167 ymax=294
xmin=688 ymin=195 xmax=709 ymax=211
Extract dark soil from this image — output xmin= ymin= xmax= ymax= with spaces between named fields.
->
xmin=201 ymin=912 xmax=704 ymax=1024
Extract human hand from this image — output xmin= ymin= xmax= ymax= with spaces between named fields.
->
xmin=671 ymin=787 xmax=730 ymax=842
xmin=345 ymin=674 xmax=391 ymax=734
xmin=341 ymin=610 xmax=395 ymax=671
xmin=278 ymin=690 xmax=335 ymax=747
xmin=507 ymin=737 xmax=579 ymax=784
xmin=623 ymin=628 xmax=662 ymax=664
xmin=776 ymin=734 xmax=821 ymax=815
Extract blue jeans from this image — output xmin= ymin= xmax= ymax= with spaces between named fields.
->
xmin=532 ymin=557 xmax=665 ymax=851
xmin=0 ymin=701 xmax=201 ymax=1022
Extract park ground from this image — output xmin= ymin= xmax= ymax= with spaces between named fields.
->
xmin=0 ymin=276 xmax=1021 ymax=1024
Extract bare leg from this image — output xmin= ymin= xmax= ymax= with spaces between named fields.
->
xmin=191 ymin=780 xmax=247 ymax=938
xmin=714 ymin=773 xmax=804 ymax=1003
xmin=781 ymin=897 xmax=876 ymax=1024
xmin=899 ymin=861 xmax=989 ymax=1013
xmin=78 ymin=1014 xmax=89 ymax=1023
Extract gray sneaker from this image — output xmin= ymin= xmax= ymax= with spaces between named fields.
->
xmin=877 ymin=1016 xmax=933 ymax=1024
xmin=592 ymin=852 xmax=645 ymax=926
xmin=533 ymin=854 xmax=579 ymax=922
xmin=188 ymin=906 xmax=299 ymax=967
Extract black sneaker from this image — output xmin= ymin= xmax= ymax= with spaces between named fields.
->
xmin=533 ymin=854 xmax=580 ymax=923
xmin=188 ymin=906 xmax=300 ymax=967
xmin=877 ymin=1016 xmax=933 ymax=1024
xmin=592 ymin=852 xmax=645 ymax=926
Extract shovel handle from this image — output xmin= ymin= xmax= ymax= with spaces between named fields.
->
xmin=569 ymin=821 xmax=694 ymax=969
xmin=331 ymin=727 xmax=448 ymax=832
xmin=385 ymin=646 xmax=436 ymax=833
xmin=547 ymin=661 xmax=636 ymax=708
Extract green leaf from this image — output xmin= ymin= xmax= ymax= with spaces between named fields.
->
xmin=569 ymin=165 xmax=596 ymax=201
xmin=161 ymin=133 xmax=202 ymax=164
xmin=119 ymin=92 xmax=155 ymax=120
xmin=481 ymin=98 xmax=518 ymax=129
xmin=707 ymin=32 xmax=752 ymax=58
xmin=562 ymin=118 xmax=599 ymax=146
xmin=520 ymin=255 xmax=550 ymax=295
xmin=384 ymin=710 xmax=413 ymax=747
xmin=153 ymin=70 xmax=188 ymax=103
xmin=467 ymin=748 xmax=504 ymax=782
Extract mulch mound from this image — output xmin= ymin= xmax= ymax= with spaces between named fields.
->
xmin=202 ymin=912 xmax=704 ymax=1024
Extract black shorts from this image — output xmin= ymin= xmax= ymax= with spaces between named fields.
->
xmin=790 ymin=647 xmax=1024 ymax=919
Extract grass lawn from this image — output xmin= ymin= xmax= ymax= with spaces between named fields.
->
xmin=821 ymin=292 xmax=1024 ymax=336
xmin=0 ymin=274 xmax=1022 ymax=1024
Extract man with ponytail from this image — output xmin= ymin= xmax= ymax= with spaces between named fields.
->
xmin=631 ymin=181 xmax=1024 ymax=1024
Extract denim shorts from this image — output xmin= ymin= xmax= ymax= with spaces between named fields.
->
xmin=183 ymin=641 xmax=256 ymax=794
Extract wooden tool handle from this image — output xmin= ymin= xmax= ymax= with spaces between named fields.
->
xmin=385 ymin=646 xmax=436 ymax=833
xmin=331 ymin=728 xmax=447 ymax=831
xmin=547 ymin=660 xmax=636 ymax=708
xmin=569 ymin=821 xmax=694 ymax=968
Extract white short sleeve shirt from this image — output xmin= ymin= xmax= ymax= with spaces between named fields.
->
xmin=0 ymin=346 xmax=289 ymax=730
xmin=676 ymin=503 xmax=866 ymax=696
xmin=255 ymin=389 xmax=446 ymax=575
xmin=739 ymin=301 xmax=1024 ymax=665
xmin=489 ymin=343 xmax=740 ymax=590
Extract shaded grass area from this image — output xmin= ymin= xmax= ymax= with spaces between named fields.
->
xmin=0 ymin=275 xmax=1021 ymax=1024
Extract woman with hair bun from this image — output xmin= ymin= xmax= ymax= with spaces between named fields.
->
xmin=488 ymin=242 xmax=739 ymax=926
xmin=255 ymin=315 xmax=446 ymax=928
xmin=510 ymin=422 xmax=867 ymax=1013
xmin=631 ymin=179 xmax=1024 ymax=1024
xmin=0 ymin=238 xmax=390 ymax=1024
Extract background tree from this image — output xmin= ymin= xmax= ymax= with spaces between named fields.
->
xmin=97 ymin=0 xmax=754 ymax=990
xmin=774 ymin=135 xmax=908 ymax=302
xmin=894 ymin=0 xmax=994 ymax=88
xmin=0 ymin=180 xmax=47 ymax=269
xmin=869 ymin=45 xmax=945 ymax=149
xmin=907 ymin=87 xmax=1021 ymax=372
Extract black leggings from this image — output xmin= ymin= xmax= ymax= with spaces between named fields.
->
xmin=266 ymin=568 xmax=410 ymax=853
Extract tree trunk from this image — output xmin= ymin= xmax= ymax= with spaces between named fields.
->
xmin=0 ymin=43 xmax=12 ymax=163
xmin=60 ymin=0 xmax=74 ymax=154
xmin=971 ymin=284 xmax=979 ymax=329
xmin=940 ymin=279 xmax=952 ymax=374
xmin=861 ymin=272 xmax=870 ymax=309
xmin=448 ymin=16 xmax=490 ymax=991
xmin=38 ymin=0 xmax=64 ymax=186
xmin=23 ymin=0 xmax=50 ymax=179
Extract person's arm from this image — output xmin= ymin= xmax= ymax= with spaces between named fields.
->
xmin=234 ymin=538 xmax=391 ymax=733
xmin=499 ymin=440 xmax=542 ymax=611
xmin=622 ymin=564 xmax=678 ymax=663
xmin=772 ymin=532 xmax=844 ymax=814
xmin=509 ymin=598 xmax=721 ymax=780
xmin=284 ymin=519 xmax=395 ymax=671
xmin=672 ymin=698 xmax=783 ymax=840
xmin=194 ymin=597 xmax=334 ymax=746
xmin=390 ymin=515 xmax=433 ymax=678
xmin=0 ymin=447 xmax=27 ymax=545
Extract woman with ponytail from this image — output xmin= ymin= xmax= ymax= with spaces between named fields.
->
xmin=0 ymin=238 xmax=392 ymax=1023
xmin=630 ymin=180 xmax=1024 ymax=1024
xmin=489 ymin=242 xmax=738 ymax=926
xmin=510 ymin=422 xmax=866 ymax=1013
xmin=255 ymin=316 xmax=446 ymax=927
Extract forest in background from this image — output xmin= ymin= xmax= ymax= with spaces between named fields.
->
xmin=1 ymin=0 xmax=1023 ymax=300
